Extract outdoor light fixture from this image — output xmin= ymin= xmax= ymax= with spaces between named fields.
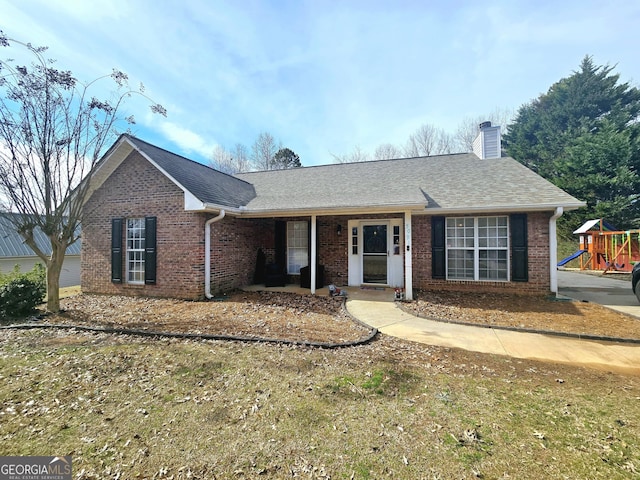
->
xmin=337 ymin=224 xmax=342 ymax=235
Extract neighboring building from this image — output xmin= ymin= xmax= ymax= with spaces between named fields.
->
xmin=81 ymin=124 xmax=584 ymax=301
xmin=0 ymin=213 xmax=81 ymax=287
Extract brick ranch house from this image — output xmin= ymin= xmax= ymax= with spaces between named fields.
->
xmin=81 ymin=124 xmax=584 ymax=301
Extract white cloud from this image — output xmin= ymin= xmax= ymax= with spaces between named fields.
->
xmin=2 ymin=0 xmax=640 ymax=166
xmin=157 ymin=122 xmax=218 ymax=160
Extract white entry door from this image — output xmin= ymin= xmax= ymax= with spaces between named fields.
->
xmin=348 ymin=219 xmax=404 ymax=287
xmin=362 ymin=224 xmax=388 ymax=284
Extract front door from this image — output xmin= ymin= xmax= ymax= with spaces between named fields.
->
xmin=362 ymin=224 xmax=387 ymax=284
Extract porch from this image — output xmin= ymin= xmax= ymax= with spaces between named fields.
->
xmin=236 ymin=213 xmax=414 ymax=300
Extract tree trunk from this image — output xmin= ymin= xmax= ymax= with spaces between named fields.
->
xmin=46 ymin=243 xmax=65 ymax=313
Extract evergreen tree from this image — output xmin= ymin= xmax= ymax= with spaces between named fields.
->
xmin=504 ymin=56 xmax=640 ymax=235
xmin=272 ymin=147 xmax=302 ymax=169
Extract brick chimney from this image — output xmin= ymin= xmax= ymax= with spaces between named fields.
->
xmin=472 ymin=121 xmax=501 ymax=159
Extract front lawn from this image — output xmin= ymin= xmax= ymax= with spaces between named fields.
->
xmin=0 ymin=328 xmax=638 ymax=479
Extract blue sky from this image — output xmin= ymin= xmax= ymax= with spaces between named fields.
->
xmin=1 ymin=0 xmax=639 ymax=166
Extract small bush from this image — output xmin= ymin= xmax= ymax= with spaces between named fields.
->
xmin=0 ymin=264 xmax=46 ymax=318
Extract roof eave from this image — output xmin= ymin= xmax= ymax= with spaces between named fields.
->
xmin=231 ymin=203 xmax=428 ymax=218
xmin=420 ymin=202 xmax=586 ymax=215
xmin=187 ymin=202 xmax=245 ymax=215
xmin=188 ymin=200 xmax=585 ymax=217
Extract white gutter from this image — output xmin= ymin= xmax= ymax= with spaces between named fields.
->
xmin=204 ymin=210 xmax=226 ymax=299
xmin=549 ymin=207 xmax=563 ymax=294
xmin=420 ymin=203 xmax=584 ymax=216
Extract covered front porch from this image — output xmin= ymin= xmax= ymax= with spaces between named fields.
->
xmin=239 ymin=212 xmax=415 ymax=300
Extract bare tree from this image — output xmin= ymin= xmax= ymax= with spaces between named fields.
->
xmin=210 ymin=145 xmax=235 ymax=175
xmin=453 ymin=107 xmax=515 ymax=152
xmin=230 ymin=143 xmax=251 ymax=173
xmin=403 ymin=123 xmax=453 ymax=157
xmin=330 ymin=145 xmax=371 ymax=163
xmin=250 ymin=131 xmax=280 ymax=171
xmin=373 ymin=143 xmax=402 ymax=160
xmin=0 ymin=32 xmax=165 ymax=312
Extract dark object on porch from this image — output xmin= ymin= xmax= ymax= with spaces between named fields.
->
xmin=300 ymin=265 xmax=324 ymax=289
xmin=254 ymin=248 xmax=266 ymax=284
xmin=264 ymin=263 xmax=286 ymax=287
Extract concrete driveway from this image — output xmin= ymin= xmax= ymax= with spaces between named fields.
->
xmin=557 ymin=269 xmax=640 ymax=319
xmin=347 ymin=287 xmax=640 ymax=375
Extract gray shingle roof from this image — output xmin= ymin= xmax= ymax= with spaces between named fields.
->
xmin=0 ymin=213 xmax=81 ymax=258
xmin=125 ymin=135 xmax=256 ymax=209
xmin=236 ymin=153 xmax=584 ymax=213
xmin=97 ymin=136 xmax=583 ymax=215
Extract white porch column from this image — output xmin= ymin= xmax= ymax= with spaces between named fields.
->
xmin=311 ymin=214 xmax=317 ymax=294
xmin=404 ymin=211 xmax=413 ymax=300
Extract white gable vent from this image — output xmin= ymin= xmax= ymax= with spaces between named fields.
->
xmin=472 ymin=121 xmax=501 ymax=159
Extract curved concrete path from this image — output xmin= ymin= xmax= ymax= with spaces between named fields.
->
xmin=346 ymin=288 xmax=640 ymax=376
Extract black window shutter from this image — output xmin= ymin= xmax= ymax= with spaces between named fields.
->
xmin=145 ymin=216 xmax=157 ymax=285
xmin=111 ymin=218 xmax=123 ymax=283
xmin=510 ymin=214 xmax=528 ymax=282
xmin=275 ymin=221 xmax=286 ymax=271
xmin=431 ymin=216 xmax=446 ymax=279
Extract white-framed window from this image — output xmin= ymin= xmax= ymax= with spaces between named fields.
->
xmin=126 ymin=218 xmax=145 ymax=284
xmin=446 ymin=216 xmax=508 ymax=281
xmin=287 ymin=221 xmax=308 ymax=274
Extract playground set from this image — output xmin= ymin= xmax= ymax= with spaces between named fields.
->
xmin=557 ymin=219 xmax=640 ymax=273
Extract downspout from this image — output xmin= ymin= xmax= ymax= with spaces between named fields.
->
xmin=205 ymin=210 xmax=226 ymax=299
xmin=549 ymin=207 xmax=563 ymax=295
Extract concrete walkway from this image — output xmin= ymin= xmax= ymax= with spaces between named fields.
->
xmin=346 ymin=287 xmax=640 ymax=376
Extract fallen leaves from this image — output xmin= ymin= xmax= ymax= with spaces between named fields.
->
xmin=42 ymin=292 xmax=371 ymax=345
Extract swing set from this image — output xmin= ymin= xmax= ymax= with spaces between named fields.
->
xmin=569 ymin=219 xmax=640 ymax=273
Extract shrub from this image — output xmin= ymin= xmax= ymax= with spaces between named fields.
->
xmin=0 ymin=264 xmax=46 ymax=318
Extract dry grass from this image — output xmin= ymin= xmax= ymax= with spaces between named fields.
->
xmin=2 ymin=289 xmax=640 ymax=478
xmin=59 ymin=285 xmax=82 ymax=299
xmin=1 ymin=327 xmax=639 ymax=479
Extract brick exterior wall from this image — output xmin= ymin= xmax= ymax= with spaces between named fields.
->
xmin=410 ymin=212 xmax=552 ymax=295
xmin=317 ymin=212 xmax=551 ymax=295
xmin=82 ymin=152 xmax=270 ymax=299
xmin=318 ymin=216 xmax=349 ymax=286
xmin=209 ymin=216 xmax=271 ymax=293
xmin=82 ymin=152 xmax=553 ymax=298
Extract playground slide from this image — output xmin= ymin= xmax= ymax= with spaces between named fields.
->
xmin=557 ymin=250 xmax=587 ymax=267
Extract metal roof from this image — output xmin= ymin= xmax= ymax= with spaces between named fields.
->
xmin=0 ymin=214 xmax=81 ymax=259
